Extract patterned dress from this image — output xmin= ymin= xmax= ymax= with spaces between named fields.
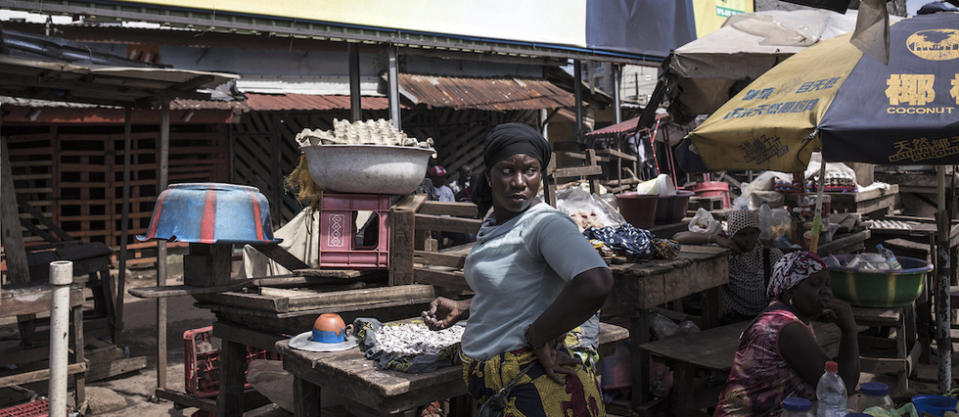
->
xmin=714 ymin=306 xmax=816 ymax=417
xmin=722 ymin=246 xmax=783 ymax=318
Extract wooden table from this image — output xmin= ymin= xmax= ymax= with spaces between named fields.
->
xmin=601 ymin=244 xmax=730 ymax=413
xmin=640 ymin=320 xmax=841 ymax=416
xmin=276 ymin=322 xmax=630 ymax=417
xmin=825 ymin=185 xmax=899 ymax=218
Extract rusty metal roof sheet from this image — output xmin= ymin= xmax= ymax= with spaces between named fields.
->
xmin=242 ymin=93 xmax=391 ymax=111
xmin=399 ymin=73 xmax=575 ymax=111
xmin=585 ymin=113 xmax=670 ymax=137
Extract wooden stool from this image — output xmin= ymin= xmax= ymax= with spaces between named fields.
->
xmin=854 ymin=306 xmax=919 ymax=395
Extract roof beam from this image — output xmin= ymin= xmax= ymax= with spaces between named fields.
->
xmin=0 ymin=0 xmax=663 ymax=65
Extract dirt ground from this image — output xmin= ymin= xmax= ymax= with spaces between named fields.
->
xmin=0 ymin=271 xmax=218 ymax=416
xmin=87 ymin=273 xmax=216 ymax=417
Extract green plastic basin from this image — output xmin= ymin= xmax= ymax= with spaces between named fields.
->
xmin=828 ymin=255 xmax=932 ymax=308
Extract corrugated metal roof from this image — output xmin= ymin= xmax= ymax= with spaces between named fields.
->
xmin=585 ymin=113 xmax=669 ymax=137
xmin=399 ymin=74 xmax=575 ymax=111
xmin=242 ymin=93 xmax=391 ymax=111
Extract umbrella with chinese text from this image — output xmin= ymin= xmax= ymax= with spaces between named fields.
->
xmin=684 ymin=11 xmax=959 ymax=173
xmin=680 ymin=10 xmax=959 ymax=393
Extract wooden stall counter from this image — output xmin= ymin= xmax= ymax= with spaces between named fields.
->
xmin=276 ymin=322 xmax=629 ymax=417
xmin=601 ymin=245 xmax=731 ymax=413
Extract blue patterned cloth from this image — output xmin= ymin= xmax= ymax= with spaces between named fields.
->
xmin=583 ymin=224 xmax=656 ymax=259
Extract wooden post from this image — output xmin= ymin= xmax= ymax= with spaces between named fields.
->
xmin=936 ymin=166 xmax=952 ymax=393
xmin=613 ymin=64 xmax=622 ymax=124
xmin=156 ymin=102 xmax=169 ymax=391
xmin=217 ymin=339 xmax=246 ymax=416
xmin=1 ymin=134 xmax=36 ymax=344
xmin=116 ymin=108 xmax=132 ymax=343
xmin=389 ymin=195 xmax=426 ymax=286
xmin=574 ymin=60 xmax=583 ymax=137
xmin=72 ymin=305 xmax=86 ymax=411
xmin=293 ymin=377 xmax=321 ymax=417
xmin=183 ymin=243 xmax=234 ymax=287
xmin=348 ymin=43 xmax=362 ymax=122
xmin=388 ymin=46 xmax=401 ymax=130
xmin=0 ymin=135 xmax=28 ymax=285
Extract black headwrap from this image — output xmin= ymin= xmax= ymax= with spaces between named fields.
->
xmin=471 ymin=123 xmax=551 ymax=219
xmin=483 ymin=123 xmax=551 ymax=171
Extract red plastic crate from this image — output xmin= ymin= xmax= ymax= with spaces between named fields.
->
xmin=0 ymin=399 xmax=49 ymax=417
xmin=184 ymin=327 xmax=280 ymax=398
xmin=318 ymin=193 xmax=390 ymax=269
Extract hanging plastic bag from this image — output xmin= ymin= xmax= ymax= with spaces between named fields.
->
xmin=688 ymin=208 xmax=721 ymax=236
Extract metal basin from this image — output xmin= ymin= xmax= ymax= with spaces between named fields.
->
xmin=302 ymin=144 xmax=433 ymax=195
xmin=137 ymin=183 xmax=280 ymax=244
xmin=828 ymin=255 xmax=932 ymax=308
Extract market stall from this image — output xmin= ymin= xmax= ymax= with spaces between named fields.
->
xmin=681 ymin=10 xmax=958 ymax=396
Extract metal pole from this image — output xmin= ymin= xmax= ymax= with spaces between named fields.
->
xmin=348 ymin=43 xmax=362 ymax=122
xmin=116 ymin=108 xmax=132 ymax=343
xmin=613 ymin=64 xmax=622 ymax=124
xmin=48 ymin=260 xmax=73 ymax=417
xmin=388 ymin=46 xmax=401 ymax=130
xmin=156 ymin=102 xmax=169 ymax=391
xmin=936 ymin=165 xmax=952 ymax=393
xmin=574 ymin=60 xmax=583 ymax=136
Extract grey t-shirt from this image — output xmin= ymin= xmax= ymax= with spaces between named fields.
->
xmin=460 ymin=203 xmax=609 ymax=360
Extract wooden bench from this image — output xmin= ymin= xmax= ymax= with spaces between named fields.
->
xmin=640 ymin=320 xmax=842 ymax=417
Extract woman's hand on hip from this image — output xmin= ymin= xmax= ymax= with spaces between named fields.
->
xmin=422 ymin=297 xmax=469 ymax=331
xmin=534 ymin=342 xmax=581 ymax=384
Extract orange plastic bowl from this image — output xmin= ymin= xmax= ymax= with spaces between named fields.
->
xmin=311 ymin=313 xmax=347 ymax=343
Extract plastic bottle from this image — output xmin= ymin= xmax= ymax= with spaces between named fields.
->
xmin=759 ymin=201 xmax=773 ymax=240
xmin=783 ymin=397 xmax=815 ymax=417
xmin=858 ymin=382 xmax=894 ymax=413
xmin=875 ymin=244 xmax=903 ymax=271
xmin=817 ymin=361 xmax=848 ymax=417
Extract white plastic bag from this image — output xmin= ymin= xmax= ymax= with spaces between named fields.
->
xmin=556 ymin=187 xmax=627 ymax=230
xmin=688 ymin=208 xmax=721 ymax=235
xmin=636 ymin=174 xmax=676 ymax=197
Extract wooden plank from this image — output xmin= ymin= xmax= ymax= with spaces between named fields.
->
xmin=293 ymin=269 xmax=366 ymax=279
xmin=413 ymin=268 xmax=471 ymax=292
xmin=0 ymin=285 xmax=84 ymax=317
xmin=1 ymin=136 xmax=29 ymax=285
xmin=391 ymin=196 xmax=425 ymax=286
xmin=0 ymin=362 xmax=87 ymax=388
xmin=128 ymin=275 xmax=366 ymax=299
xmin=640 ymin=321 xmax=841 ymax=371
xmin=197 ymin=285 xmax=436 ymax=314
xmin=251 ymin=244 xmax=311 ymax=272
xmin=156 ymin=388 xmax=216 ymax=412
xmin=818 ymin=230 xmax=871 ymax=255
xmin=417 ymin=201 xmax=478 ymax=218
xmin=200 ymin=292 xmax=436 ymax=319
xmin=413 ymin=214 xmax=482 ymax=234
xmin=551 ymin=165 xmax=603 ymax=179
xmin=597 ymin=148 xmax=638 ymax=161
xmin=213 ymin=321 xmax=285 ymax=352
xmin=87 ymin=356 xmax=147 ymax=382
xmin=414 ymin=251 xmax=465 ymax=269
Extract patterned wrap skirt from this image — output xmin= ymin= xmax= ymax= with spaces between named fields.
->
xmin=460 ymin=329 xmax=605 ymax=417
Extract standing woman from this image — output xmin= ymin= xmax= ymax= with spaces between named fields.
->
xmin=424 ymin=123 xmax=613 ymax=417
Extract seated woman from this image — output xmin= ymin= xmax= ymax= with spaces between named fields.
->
xmin=674 ymin=210 xmax=782 ymax=322
xmin=714 ymin=251 xmax=859 ymax=417
xmin=424 ymin=123 xmax=613 ymax=417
